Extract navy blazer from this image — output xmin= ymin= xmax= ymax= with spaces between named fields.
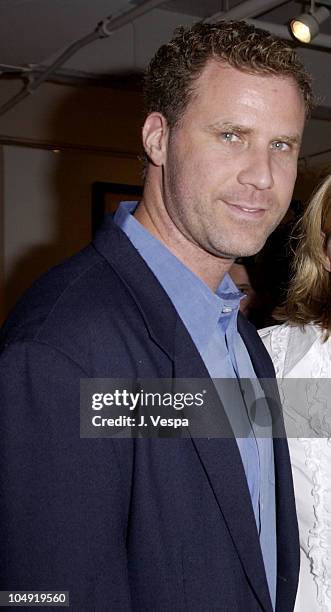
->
xmin=0 ymin=216 xmax=299 ymax=611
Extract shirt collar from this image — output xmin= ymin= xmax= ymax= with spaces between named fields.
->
xmin=113 ymin=201 xmax=243 ymax=352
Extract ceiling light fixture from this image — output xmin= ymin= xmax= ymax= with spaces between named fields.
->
xmin=290 ymin=1 xmax=330 ymax=43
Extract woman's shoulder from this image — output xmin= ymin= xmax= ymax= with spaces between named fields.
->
xmin=259 ymin=323 xmax=330 ymax=377
xmin=258 ymin=323 xmax=291 ymax=376
xmin=259 ymin=321 xmax=323 ymax=346
xmin=258 ymin=322 xmax=290 ymax=340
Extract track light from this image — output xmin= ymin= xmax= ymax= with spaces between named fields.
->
xmin=290 ymin=2 xmax=330 ymax=43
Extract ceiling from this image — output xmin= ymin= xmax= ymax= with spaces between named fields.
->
xmin=0 ymin=0 xmax=330 ymax=164
xmin=0 ymin=0 xmax=330 ymax=75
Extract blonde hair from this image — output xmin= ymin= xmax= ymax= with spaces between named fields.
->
xmin=277 ymin=174 xmax=331 ymax=338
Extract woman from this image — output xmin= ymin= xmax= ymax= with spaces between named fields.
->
xmin=259 ymin=173 xmax=331 ymax=611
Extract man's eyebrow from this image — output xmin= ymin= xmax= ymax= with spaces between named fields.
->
xmin=206 ymin=122 xmax=253 ymax=134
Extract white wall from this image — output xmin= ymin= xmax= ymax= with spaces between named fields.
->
xmin=0 ymin=81 xmax=143 ymax=152
xmin=2 ymin=143 xmax=142 ymax=318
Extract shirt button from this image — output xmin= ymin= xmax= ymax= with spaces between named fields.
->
xmin=221 ymin=306 xmax=232 ymax=313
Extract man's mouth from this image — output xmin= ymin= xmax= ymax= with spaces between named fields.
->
xmin=223 ymin=200 xmax=267 ymax=217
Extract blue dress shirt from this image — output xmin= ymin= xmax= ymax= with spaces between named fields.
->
xmin=114 ymin=201 xmax=276 ymax=608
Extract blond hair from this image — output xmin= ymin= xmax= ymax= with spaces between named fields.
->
xmin=276 ymin=174 xmax=331 ymax=338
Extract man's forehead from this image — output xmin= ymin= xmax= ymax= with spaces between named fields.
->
xmin=196 ymin=59 xmax=300 ymax=96
xmin=187 ymin=60 xmax=305 ymax=126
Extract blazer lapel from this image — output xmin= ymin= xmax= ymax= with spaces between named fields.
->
xmin=93 ymin=217 xmax=177 ymax=360
xmin=174 ymin=320 xmax=273 ymax=612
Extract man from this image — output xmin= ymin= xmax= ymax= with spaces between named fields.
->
xmin=0 ymin=20 xmax=311 ymax=611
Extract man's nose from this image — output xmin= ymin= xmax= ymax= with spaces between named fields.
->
xmin=237 ymin=147 xmax=274 ymax=190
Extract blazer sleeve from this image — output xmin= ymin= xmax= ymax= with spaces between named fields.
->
xmin=0 ymin=340 xmax=133 ymax=611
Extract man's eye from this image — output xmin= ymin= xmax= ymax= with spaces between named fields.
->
xmin=271 ymin=141 xmax=290 ymax=151
xmin=221 ymin=132 xmax=240 ymax=143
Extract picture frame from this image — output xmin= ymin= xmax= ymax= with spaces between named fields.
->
xmin=91 ymin=181 xmax=143 ymax=237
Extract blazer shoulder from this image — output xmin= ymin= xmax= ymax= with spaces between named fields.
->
xmin=0 ymin=245 xmax=114 ymax=348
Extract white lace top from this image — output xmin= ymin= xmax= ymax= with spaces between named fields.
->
xmin=259 ymin=323 xmax=331 ymax=612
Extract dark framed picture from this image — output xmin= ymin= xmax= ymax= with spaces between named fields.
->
xmin=91 ymin=181 xmax=143 ymax=237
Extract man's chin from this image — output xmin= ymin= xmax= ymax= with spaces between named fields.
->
xmin=213 ymin=242 xmax=266 ymax=259
xmin=231 ymin=235 xmax=270 ymax=259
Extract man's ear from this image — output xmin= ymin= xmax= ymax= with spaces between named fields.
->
xmin=142 ymin=113 xmax=169 ymax=166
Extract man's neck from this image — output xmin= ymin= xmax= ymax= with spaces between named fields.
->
xmin=134 ymin=198 xmax=234 ymax=292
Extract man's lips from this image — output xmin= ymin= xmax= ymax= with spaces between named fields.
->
xmin=223 ymin=200 xmax=267 ymax=218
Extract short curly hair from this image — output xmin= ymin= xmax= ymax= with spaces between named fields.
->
xmin=143 ymin=20 xmax=313 ymax=127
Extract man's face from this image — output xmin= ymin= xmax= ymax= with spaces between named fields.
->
xmin=162 ymin=61 xmax=306 ymax=259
